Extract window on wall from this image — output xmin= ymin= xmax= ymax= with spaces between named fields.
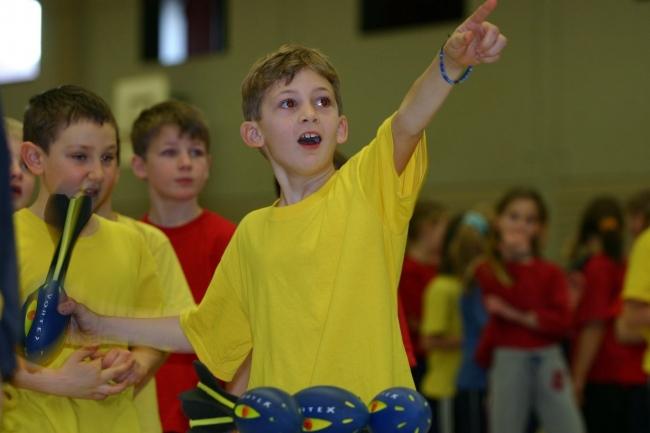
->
xmin=142 ymin=0 xmax=227 ymax=66
xmin=361 ymin=0 xmax=464 ymax=33
xmin=0 ymin=0 xmax=42 ymax=84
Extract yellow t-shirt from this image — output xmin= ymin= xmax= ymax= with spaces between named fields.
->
xmin=181 ymin=115 xmax=427 ymax=402
xmin=420 ymin=275 xmax=463 ymax=399
xmin=622 ymin=227 xmax=650 ymax=373
xmin=6 ymin=209 xmax=164 ymax=433
xmin=116 ymin=214 xmax=195 ymax=433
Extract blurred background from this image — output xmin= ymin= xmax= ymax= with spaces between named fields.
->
xmin=1 ymin=0 xmax=649 ymax=261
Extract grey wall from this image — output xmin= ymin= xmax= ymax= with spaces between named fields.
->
xmin=3 ymin=0 xmax=650 ymax=261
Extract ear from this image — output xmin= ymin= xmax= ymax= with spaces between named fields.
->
xmin=336 ymin=115 xmax=349 ymax=145
xmin=204 ymin=154 xmax=212 ymax=179
xmin=21 ymin=142 xmax=45 ymax=175
xmin=240 ymin=121 xmax=264 ymax=149
xmin=130 ymin=155 xmax=148 ymax=180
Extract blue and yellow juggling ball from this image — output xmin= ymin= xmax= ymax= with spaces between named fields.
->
xmin=367 ymin=387 xmax=432 ymax=433
xmin=294 ymin=385 xmax=369 ymax=433
xmin=235 ymin=387 xmax=303 ymax=433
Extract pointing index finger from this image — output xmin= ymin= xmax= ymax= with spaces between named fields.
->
xmin=466 ymin=0 xmax=497 ymax=26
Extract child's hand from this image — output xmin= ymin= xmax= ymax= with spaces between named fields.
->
xmin=486 ymin=294 xmax=537 ymax=328
xmin=99 ymin=348 xmax=147 ymax=386
xmin=444 ymin=0 xmax=507 ymax=69
xmin=58 ymin=297 xmax=102 ymax=343
xmin=55 ymin=347 xmax=134 ymax=400
xmin=485 ymin=294 xmax=511 ymax=317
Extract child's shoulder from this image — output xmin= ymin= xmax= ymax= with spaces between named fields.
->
xmin=430 ymin=274 xmax=462 ymax=293
xmin=532 ymin=257 xmax=563 ymax=272
xmin=95 ymin=214 xmax=149 ymax=247
xmin=200 ymin=209 xmax=236 ymax=232
xmin=13 ymin=207 xmax=39 ymax=228
xmin=234 ymin=207 xmax=269 ymax=231
xmin=13 ymin=208 xmax=48 ymax=248
xmin=117 ymin=213 xmax=169 ymax=250
xmin=635 ymin=228 xmax=650 ymax=252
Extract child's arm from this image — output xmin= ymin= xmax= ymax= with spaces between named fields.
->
xmin=130 ymin=347 xmax=167 ymax=395
xmin=617 ymin=300 xmax=650 ymax=342
xmin=485 ymin=294 xmax=538 ymax=329
xmin=571 ymin=321 xmax=605 ymax=404
xmin=60 ymin=299 xmax=194 ymax=353
xmin=12 ymin=349 xmax=134 ymax=400
xmin=225 ymin=351 xmax=251 ymax=396
xmin=392 ymin=0 xmax=506 ymax=174
xmin=420 ymin=334 xmax=462 ymax=351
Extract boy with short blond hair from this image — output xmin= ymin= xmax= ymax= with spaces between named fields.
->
xmin=8 ymin=85 xmax=166 ymax=433
xmin=63 ymin=0 xmax=507 ymax=403
xmin=129 ymin=100 xmax=236 ymax=433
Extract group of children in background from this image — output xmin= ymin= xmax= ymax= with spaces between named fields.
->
xmin=400 ymin=189 xmax=650 ymax=433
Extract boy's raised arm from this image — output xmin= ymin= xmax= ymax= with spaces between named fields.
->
xmin=59 ymin=299 xmax=195 ymax=353
xmin=392 ymin=0 xmax=506 ymax=174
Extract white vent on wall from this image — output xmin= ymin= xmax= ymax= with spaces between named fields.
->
xmin=0 ymin=0 xmax=42 ymax=84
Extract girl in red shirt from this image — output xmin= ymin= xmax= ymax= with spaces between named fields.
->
xmin=476 ymin=188 xmax=583 ymax=433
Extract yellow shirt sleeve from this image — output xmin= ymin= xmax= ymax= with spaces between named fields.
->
xmin=623 ymin=229 xmax=650 ymax=303
xmin=133 ymin=219 xmax=196 ymax=314
xmin=349 ymin=114 xmax=428 ymax=233
xmin=180 ymin=232 xmax=252 ymax=381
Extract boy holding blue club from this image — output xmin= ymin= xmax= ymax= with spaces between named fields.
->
xmin=7 ymin=85 xmax=166 ymax=433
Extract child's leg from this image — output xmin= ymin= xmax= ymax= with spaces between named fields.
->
xmin=533 ymin=346 xmax=584 ymax=433
xmin=582 ymin=383 xmax=623 ymax=433
xmin=426 ymin=398 xmax=441 ymax=433
xmin=454 ymin=389 xmax=487 ymax=433
xmin=489 ymin=349 xmax=533 ymax=433
xmin=439 ymin=397 xmax=454 ymax=433
xmin=624 ymin=383 xmax=650 ymax=433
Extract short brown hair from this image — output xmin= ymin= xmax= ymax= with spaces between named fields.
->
xmin=130 ymin=100 xmax=210 ymax=158
xmin=23 ymin=85 xmax=118 ymax=153
xmin=241 ymin=44 xmax=343 ymax=121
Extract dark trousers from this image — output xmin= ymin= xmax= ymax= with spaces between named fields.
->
xmin=454 ymin=389 xmax=487 ymax=433
xmin=583 ymin=382 xmax=650 ymax=433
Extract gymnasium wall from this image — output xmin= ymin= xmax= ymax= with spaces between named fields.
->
xmin=2 ymin=0 xmax=649 ymax=261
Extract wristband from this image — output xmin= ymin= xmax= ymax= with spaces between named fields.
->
xmin=438 ymin=46 xmax=473 ymax=85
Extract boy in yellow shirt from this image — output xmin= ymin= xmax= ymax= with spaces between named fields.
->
xmin=95 ymin=141 xmax=196 ymax=433
xmin=5 ymin=85 xmax=166 ymax=433
xmin=62 ymin=0 xmax=507 ymax=402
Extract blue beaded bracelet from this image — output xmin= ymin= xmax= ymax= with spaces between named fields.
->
xmin=438 ymin=48 xmax=473 ymax=85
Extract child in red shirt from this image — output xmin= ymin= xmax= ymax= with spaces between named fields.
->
xmin=570 ymin=196 xmax=648 ymax=433
xmin=130 ymin=101 xmax=237 ymax=433
xmin=476 ymin=187 xmax=583 ymax=433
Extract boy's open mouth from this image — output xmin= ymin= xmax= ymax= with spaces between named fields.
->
xmin=298 ymin=133 xmax=321 ymax=145
xmin=82 ymin=188 xmax=99 ymax=198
